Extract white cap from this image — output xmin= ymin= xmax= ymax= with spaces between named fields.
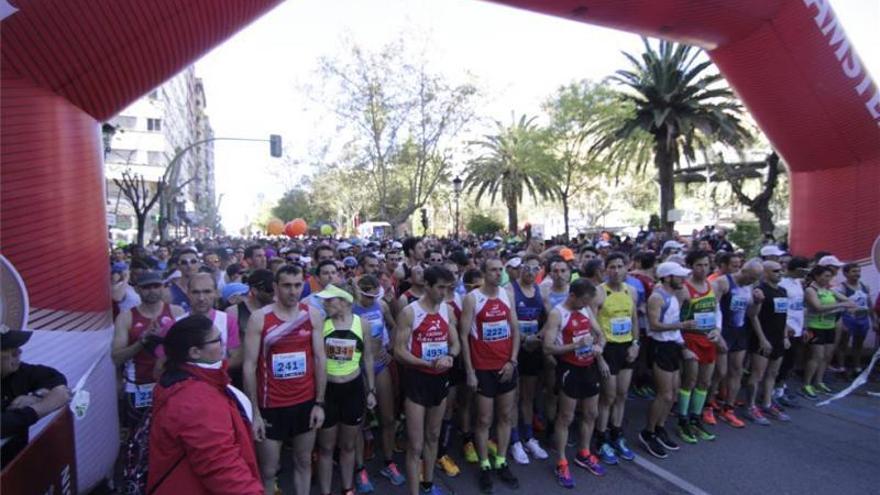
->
xmin=759 ymin=245 xmax=786 ymax=257
xmin=657 ymin=261 xmax=691 ymax=278
xmin=596 ymin=240 xmax=611 ymax=248
xmin=391 ymin=241 xmax=403 ymax=250
xmin=662 ymin=240 xmax=684 ymax=251
xmin=337 ymin=242 xmax=352 ymax=251
xmin=818 ymin=255 xmax=844 ymax=267
xmin=301 ymin=256 xmax=312 ymax=264
xmin=505 ymin=257 xmax=522 ymax=268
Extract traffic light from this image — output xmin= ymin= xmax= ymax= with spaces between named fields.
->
xmin=269 ymin=134 xmax=282 ymax=158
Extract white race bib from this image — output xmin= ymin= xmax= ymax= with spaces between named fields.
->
xmin=773 ymin=297 xmax=789 ymax=314
xmin=133 ymin=383 xmax=155 ymax=409
xmin=272 ymin=351 xmax=307 ymax=379
xmin=520 ymin=320 xmax=539 ymax=336
xmin=482 ymin=320 xmax=510 ymax=342
xmin=610 ymin=317 xmax=632 ymax=336
xmin=790 ymin=299 xmax=804 ymax=311
xmin=326 ymin=338 xmax=357 ymax=361
xmin=422 ymin=341 xmax=449 ymax=361
xmin=731 ymin=295 xmax=748 ymax=311
xmin=575 ymin=343 xmax=593 ymax=359
xmin=695 ymin=312 xmax=716 ymax=331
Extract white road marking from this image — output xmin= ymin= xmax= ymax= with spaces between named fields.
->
xmin=633 ymin=455 xmax=712 ymax=495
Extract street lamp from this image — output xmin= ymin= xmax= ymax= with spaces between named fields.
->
xmin=452 ymin=176 xmax=463 ymax=239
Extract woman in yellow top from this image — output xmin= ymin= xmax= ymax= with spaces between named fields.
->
xmin=592 ymin=253 xmax=640 ymax=464
xmin=314 ymin=285 xmax=376 ymax=495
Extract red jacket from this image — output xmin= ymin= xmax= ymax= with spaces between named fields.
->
xmin=147 ymin=363 xmax=262 ymax=495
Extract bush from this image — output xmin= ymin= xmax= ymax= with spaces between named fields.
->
xmin=467 ymin=214 xmax=504 ymax=237
xmin=728 ymin=220 xmax=761 ymax=257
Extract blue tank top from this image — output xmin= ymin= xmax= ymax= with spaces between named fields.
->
xmin=720 ymin=274 xmax=749 ymax=331
xmin=625 ymin=275 xmax=647 ymax=306
xmin=547 ymin=288 xmax=568 ymax=310
xmin=353 ymin=301 xmax=387 ymax=340
xmin=512 ymin=281 xmax=544 ymax=336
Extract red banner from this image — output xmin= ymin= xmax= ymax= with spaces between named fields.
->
xmin=1 ymin=409 xmax=77 ymax=495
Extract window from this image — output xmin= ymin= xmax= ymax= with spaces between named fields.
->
xmin=147 ymin=118 xmax=162 ymax=132
xmin=115 ymin=116 xmax=136 ymax=129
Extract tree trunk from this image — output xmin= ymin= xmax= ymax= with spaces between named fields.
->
xmin=507 ymin=196 xmax=518 ymax=234
xmin=562 ymin=195 xmax=570 ymax=242
xmin=136 ymin=213 xmax=146 ymax=247
xmin=752 ymin=205 xmax=775 ymax=236
xmin=654 ymin=140 xmax=676 ymax=236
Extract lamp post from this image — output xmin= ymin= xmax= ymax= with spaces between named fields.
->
xmin=452 ymin=176 xmax=462 ymax=239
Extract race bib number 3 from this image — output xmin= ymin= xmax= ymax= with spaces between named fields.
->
xmin=695 ymin=312 xmax=716 ymax=331
xmin=482 ymin=320 xmax=510 ymax=342
xmin=520 ymin=320 xmax=539 ymax=336
xmin=272 ymin=351 xmax=307 ymax=379
xmin=610 ymin=317 xmax=632 ymax=336
xmin=326 ymin=338 xmax=357 ymax=361
xmin=134 ymin=383 xmax=155 ymax=409
xmin=422 ymin=341 xmax=449 ymax=361
xmin=773 ymin=297 xmax=789 ymax=314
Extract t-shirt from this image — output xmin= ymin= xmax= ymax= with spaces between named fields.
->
xmin=1 ymin=363 xmax=68 ymax=466
xmin=779 ymin=277 xmax=805 ymax=337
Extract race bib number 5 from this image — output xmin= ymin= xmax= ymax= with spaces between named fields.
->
xmin=482 ymin=320 xmax=510 ymax=342
xmin=422 ymin=341 xmax=449 ymax=361
xmin=272 ymin=351 xmax=307 ymax=379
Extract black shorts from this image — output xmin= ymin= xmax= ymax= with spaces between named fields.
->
xmin=555 ymin=361 xmax=600 ymax=400
xmin=261 ymin=400 xmax=315 ymax=441
xmin=722 ymin=326 xmax=750 ymax=353
xmin=518 ymin=348 xmax=544 ymax=376
xmin=749 ymin=328 xmax=786 ymax=360
xmin=602 ymin=342 xmax=635 ymax=375
xmin=323 ymin=374 xmax=365 ymax=428
xmin=650 ymin=340 xmax=682 ymax=373
xmin=806 ymin=327 xmax=835 ymax=345
xmin=475 ymin=368 xmax=518 ymax=398
xmin=449 ymin=356 xmax=466 ymax=386
xmin=403 ymin=368 xmax=450 ymax=407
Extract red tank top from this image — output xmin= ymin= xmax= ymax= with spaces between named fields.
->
xmin=446 ymin=294 xmax=462 ymax=322
xmin=408 ymin=301 xmax=451 ymax=375
xmin=125 ymin=304 xmax=175 ymax=387
xmin=556 ymin=306 xmax=596 ymax=367
xmin=257 ymin=304 xmax=316 ymax=408
xmin=468 ymin=290 xmax=513 ymax=370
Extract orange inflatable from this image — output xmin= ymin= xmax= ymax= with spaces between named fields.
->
xmin=285 ymin=218 xmax=308 ymax=237
xmin=267 ymin=218 xmax=284 ymax=235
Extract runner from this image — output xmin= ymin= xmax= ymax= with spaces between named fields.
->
xmin=542 ymin=278 xmax=606 ymax=488
xmin=743 ymin=261 xmax=791 ymax=424
xmin=168 ymin=248 xmax=200 ymax=311
xmin=541 ymin=257 xmax=571 ymax=315
xmin=675 ymin=250 xmax=722 ymax=443
xmin=711 ymin=259 xmax=762 ymax=427
xmin=244 ymin=244 xmax=268 ymax=271
xmin=460 ymin=258 xmax=521 ymax=494
xmin=393 ymin=266 xmax=462 ymax=495
xmin=183 ymin=273 xmax=243 ymax=369
xmin=594 ymin=252 xmax=639 ymax=463
xmin=395 ymin=237 xmax=426 ymax=296
xmin=111 ymin=271 xmax=185 ymax=427
xmin=838 ymin=263 xmax=877 ymax=376
xmin=242 ymin=265 xmax=326 ymax=495
xmin=639 ymin=262 xmax=695 ymax=459
xmin=353 ymin=275 xmax=405 ymax=488
xmin=315 ymin=285 xmax=377 ymax=495
xmin=457 ymin=267 xmax=483 ymax=465
xmin=708 ymin=252 xmax=742 ymax=282
xmin=436 ymin=260 xmax=464 ymax=477
xmin=630 ymin=251 xmax=657 ymax=399
xmin=505 ymin=254 xmax=549 ymax=465
xmin=305 ymin=260 xmax=341 ymax=316
xmin=776 ymin=256 xmax=808 ymax=406
xmin=226 ymin=269 xmax=276 ymax=342
xmin=396 ymin=263 xmax=426 ymax=316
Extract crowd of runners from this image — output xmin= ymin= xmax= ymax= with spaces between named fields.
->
xmin=108 ymin=229 xmax=880 ymax=494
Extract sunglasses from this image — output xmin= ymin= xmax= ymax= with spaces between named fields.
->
xmin=179 ymin=259 xmax=199 ymax=265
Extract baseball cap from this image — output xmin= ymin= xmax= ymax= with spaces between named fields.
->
xmin=111 ymin=261 xmax=129 ymax=274
xmin=657 ymin=261 xmax=691 ymax=278
xmin=135 ymin=271 xmax=163 ymax=287
xmin=247 ymin=269 xmax=275 ymax=292
xmin=505 ymin=257 xmax=523 ymax=269
xmin=0 ymin=324 xmax=32 ymax=349
xmin=480 ymin=240 xmax=498 ymax=251
xmin=221 ymin=283 xmax=249 ymax=303
xmin=662 ymin=240 xmax=684 ymax=251
xmin=390 ymin=241 xmax=403 ymax=250
xmin=759 ymin=245 xmax=786 ymax=257
xmin=559 ymin=248 xmax=575 ymax=261
xmin=314 ymin=284 xmax=353 ymax=303
xmin=818 ymin=255 xmax=844 ymax=267
xmin=337 ymin=242 xmax=352 ymax=251
xmin=342 ymin=256 xmax=358 ymax=268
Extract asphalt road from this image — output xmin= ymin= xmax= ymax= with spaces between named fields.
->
xmin=284 ymin=369 xmax=880 ymax=495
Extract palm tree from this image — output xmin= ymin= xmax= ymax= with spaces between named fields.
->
xmin=464 ymin=115 xmax=556 ymax=233
xmin=593 ymin=38 xmax=752 ymax=235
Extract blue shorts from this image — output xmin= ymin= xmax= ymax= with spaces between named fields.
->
xmin=843 ymin=320 xmax=870 ymax=339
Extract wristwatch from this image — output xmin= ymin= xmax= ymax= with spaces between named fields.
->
xmin=314 ymin=401 xmax=325 ymax=408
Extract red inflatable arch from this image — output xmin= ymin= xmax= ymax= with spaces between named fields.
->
xmin=2 ymin=0 xmax=878 ymax=324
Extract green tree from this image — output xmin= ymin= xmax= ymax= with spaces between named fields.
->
xmin=467 ymin=213 xmax=504 ymax=237
xmin=593 ymin=38 xmax=752 ymax=235
xmin=271 ymin=187 xmax=333 ymax=225
xmin=464 ymin=115 xmax=557 ymax=233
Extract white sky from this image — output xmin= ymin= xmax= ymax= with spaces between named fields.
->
xmin=195 ymin=0 xmax=880 ymax=234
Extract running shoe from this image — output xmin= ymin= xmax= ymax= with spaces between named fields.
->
xmin=524 ymin=438 xmax=549 ymax=460
xmin=689 ymin=417 xmax=716 ymax=441
xmin=708 ymin=398 xmax=722 ymax=412
xmin=478 ymin=467 xmax=494 ymax=494
xmin=380 ymin=462 xmax=406 ymax=486
xmin=719 ymin=407 xmax=746 ymax=428
xmin=487 ymin=440 xmax=498 ymax=458
xmin=655 ymin=426 xmax=680 ymax=451
xmin=510 ymin=441 xmax=530 ymax=465
xmin=463 ymin=441 xmax=479 ymax=464
xmin=420 ymin=483 xmax=447 ymax=495
xmin=573 ymin=452 xmax=606 ymax=476
xmin=355 ymin=468 xmax=374 ymax=493
xmin=762 ymin=404 xmax=791 ymax=422
xmin=676 ymin=421 xmax=698 ymax=444
xmin=777 ymin=394 xmax=800 ymax=408
xmin=702 ymin=406 xmax=717 ymax=425
xmin=800 ymin=385 xmax=818 ymax=400
xmin=611 ymin=436 xmax=636 ymax=461
xmin=342 ymin=489 xmax=356 ymax=495
xmin=555 ymin=462 xmax=575 ymax=489
xmin=816 ymin=382 xmax=833 ymax=394
xmin=744 ymin=406 xmax=771 ymax=426
xmin=495 ymin=461 xmax=519 ymax=488
xmin=436 ymin=455 xmax=460 ymax=477
xmin=597 ymin=442 xmax=619 ymax=465
xmin=639 ymin=430 xmax=668 ymax=459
